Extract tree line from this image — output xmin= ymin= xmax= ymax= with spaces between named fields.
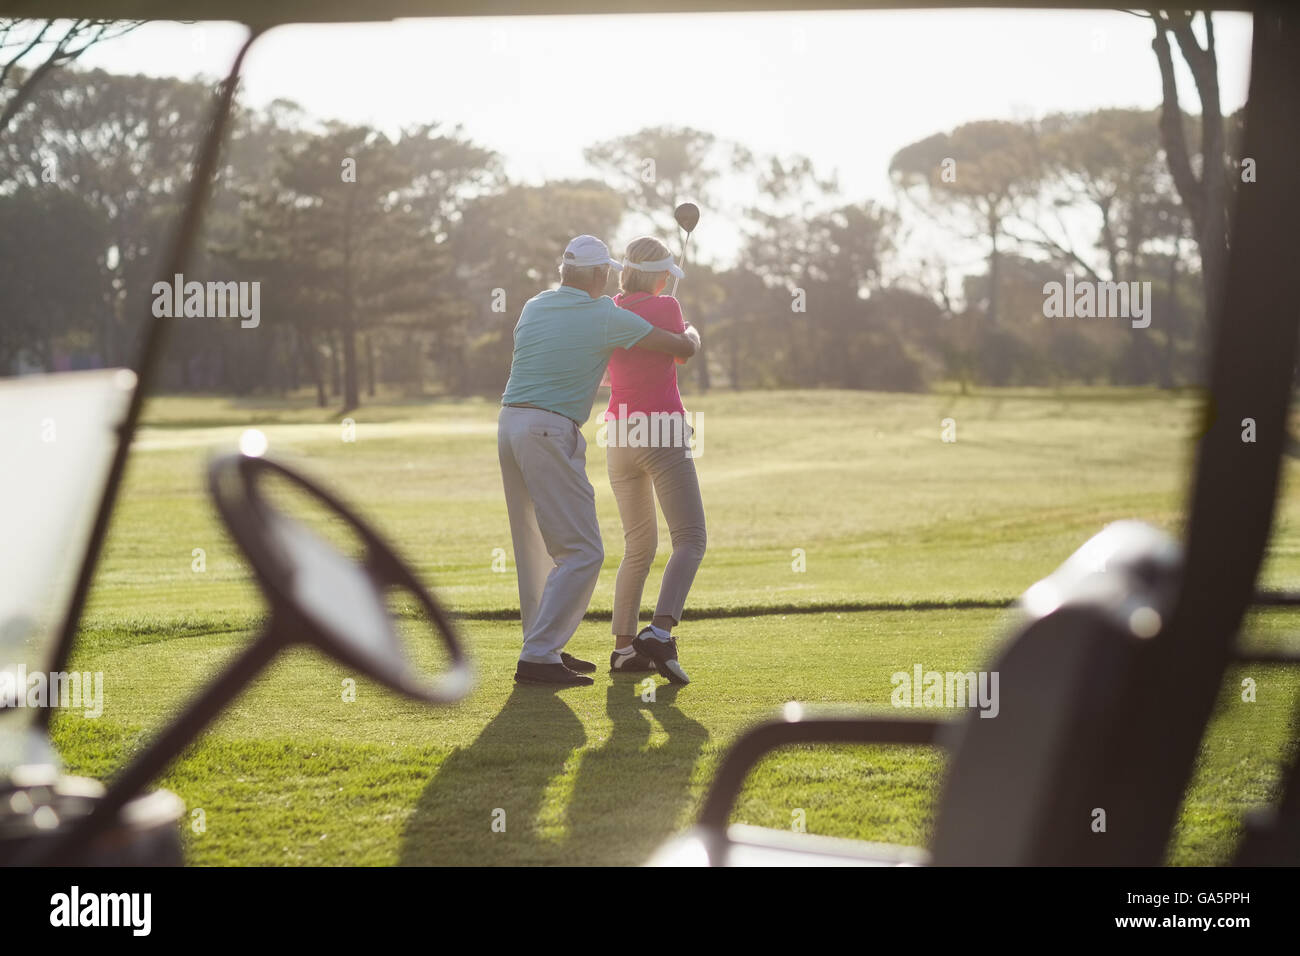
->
xmin=1 ymin=13 xmax=1242 ymax=407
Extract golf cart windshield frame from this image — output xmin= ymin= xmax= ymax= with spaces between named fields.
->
xmin=11 ymin=0 xmax=1297 ymax=864
xmin=34 ymin=29 xmax=261 ymax=726
xmin=0 ymin=1 xmax=1265 ymax=22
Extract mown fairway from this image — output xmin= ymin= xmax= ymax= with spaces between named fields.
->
xmin=50 ymin=388 xmax=1300 ymax=864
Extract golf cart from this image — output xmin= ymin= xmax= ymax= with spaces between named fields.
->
xmin=1 ymin=0 xmax=1296 ymax=869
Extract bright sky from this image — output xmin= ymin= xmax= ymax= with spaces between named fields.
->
xmin=75 ymin=10 xmax=1254 ymax=271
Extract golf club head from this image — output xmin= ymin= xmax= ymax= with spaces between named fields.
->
xmin=671 ymin=202 xmax=700 ymax=300
xmin=674 ymin=202 xmax=700 ymax=234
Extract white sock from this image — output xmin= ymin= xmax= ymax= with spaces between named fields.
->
xmin=613 ymin=645 xmax=635 ymax=656
xmin=649 ymin=625 xmax=672 ymax=640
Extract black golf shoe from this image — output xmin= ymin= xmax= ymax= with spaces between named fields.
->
xmin=560 ymin=651 xmax=597 ymax=674
xmin=514 ymin=660 xmax=594 ymax=687
xmin=609 ymin=648 xmax=657 ymax=673
xmin=632 ymin=627 xmax=690 ymax=685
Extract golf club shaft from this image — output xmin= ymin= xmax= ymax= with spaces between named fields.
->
xmin=672 ymin=232 xmax=692 ymax=298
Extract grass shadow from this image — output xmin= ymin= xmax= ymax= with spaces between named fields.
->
xmin=398 ymin=685 xmax=586 ymax=865
xmin=399 ymin=679 xmax=708 ymax=866
xmin=565 ymin=681 xmax=709 ymax=865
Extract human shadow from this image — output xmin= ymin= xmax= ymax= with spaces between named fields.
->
xmin=400 ymin=678 xmax=708 ymax=866
xmin=399 ymin=685 xmax=586 ymax=866
xmin=564 ymin=680 xmax=709 ymax=865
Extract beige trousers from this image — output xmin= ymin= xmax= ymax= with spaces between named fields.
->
xmin=498 ymin=406 xmax=604 ymax=664
xmin=606 ymin=439 xmax=706 ymax=636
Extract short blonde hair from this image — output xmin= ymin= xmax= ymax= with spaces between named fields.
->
xmin=619 ymin=236 xmax=672 ymax=294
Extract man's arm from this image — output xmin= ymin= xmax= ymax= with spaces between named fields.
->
xmin=637 ymin=323 xmax=700 ymax=360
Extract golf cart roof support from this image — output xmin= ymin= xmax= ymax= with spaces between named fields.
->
xmin=1118 ymin=7 xmax=1300 ymax=864
xmin=37 ymin=27 xmax=263 ymax=723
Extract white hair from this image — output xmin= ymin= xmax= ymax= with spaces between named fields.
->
xmin=560 ymin=263 xmax=609 ymax=288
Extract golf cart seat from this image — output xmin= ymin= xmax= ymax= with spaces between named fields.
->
xmin=649 ymin=521 xmax=1182 ymax=866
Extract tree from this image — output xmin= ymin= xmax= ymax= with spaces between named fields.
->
xmin=450 ymin=179 xmax=625 ymax=394
xmin=230 ymin=122 xmax=497 ymax=409
xmin=1024 ymin=109 xmax=1171 ymax=282
xmin=4 ymin=68 xmax=213 ymax=368
xmin=586 ymin=126 xmax=753 ymax=392
xmin=891 ymin=121 xmax=1042 ymax=326
xmin=0 ymin=18 xmax=142 ymax=134
xmin=0 ymin=186 xmax=108 ymax=372
xmin=740 ymin=155 xmax=903 ymax=389
xmin=584 ymin=125 xmax=748 ymax=235
xmin=1141 ymin=9 xmax=1229 ymax=325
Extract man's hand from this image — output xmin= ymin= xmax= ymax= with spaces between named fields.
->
xmin=675 ymin=324 xmax=701 ymax=365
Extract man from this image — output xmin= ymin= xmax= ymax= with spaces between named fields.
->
xmin=499 ymin=235 xmax=699 ymax=687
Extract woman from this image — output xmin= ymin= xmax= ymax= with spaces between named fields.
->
xmin=604 ymin=235 xmax=706 ymax=685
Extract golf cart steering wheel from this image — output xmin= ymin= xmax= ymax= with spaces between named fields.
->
xmin=16 ymin=450 xmax=473 ymax=866
xmin=208 ymin=452 xmax=472 ymax=704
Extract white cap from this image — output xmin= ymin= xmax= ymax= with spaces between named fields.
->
xmin=561 ymin=235 xmax=622 ymax=271
xmin=622 ymin=254 xmax=685 ymax=279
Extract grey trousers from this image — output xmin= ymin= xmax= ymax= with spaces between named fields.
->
xmin=498 ymin=406 xmax=604 ymax=664
xmin=607 ymin=441 xmax=707 ymax=637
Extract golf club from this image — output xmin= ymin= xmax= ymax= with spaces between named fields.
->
xmin=670 ymin=201 xmax=699 ymax=298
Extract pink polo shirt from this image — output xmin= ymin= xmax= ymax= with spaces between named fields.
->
xmin=604 ymin=292 xmax=687 ymax=420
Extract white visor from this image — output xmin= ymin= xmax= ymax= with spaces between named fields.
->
xmin=622 ymin=255 xmax=685 ymax=279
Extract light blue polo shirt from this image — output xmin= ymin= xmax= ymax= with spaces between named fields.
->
xmin=501 ymin=285 xmax=655 ymax=424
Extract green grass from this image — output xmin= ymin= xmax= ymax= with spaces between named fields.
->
xmin=41 ymin=387 xmax=1300 ymax=865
